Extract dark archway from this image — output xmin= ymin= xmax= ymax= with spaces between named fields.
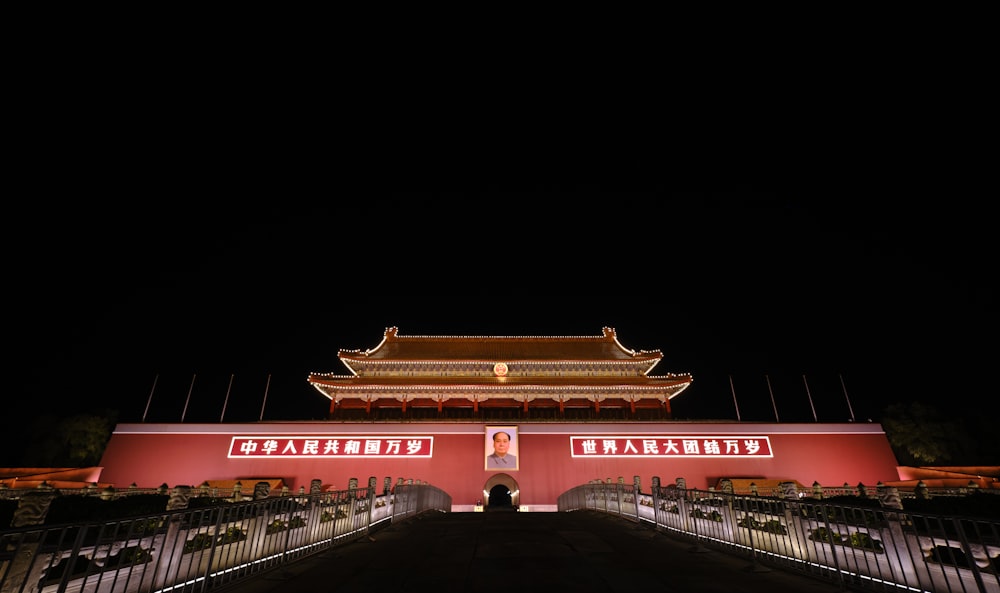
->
xmin=482 ymin=473 xmax=519 ymax=511
xmin=488 ymin=484 xmax=513 ymax=509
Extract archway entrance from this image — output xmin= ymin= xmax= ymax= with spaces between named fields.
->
xmin=488 ymin=484 xmax=512 ymax=507
xmin=482 ymin=473 xmax=519 ymax=511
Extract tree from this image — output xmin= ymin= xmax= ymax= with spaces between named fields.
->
xmin=20 ymin=411 xmax=118 ymax=467
xmin=881 ymin=402 xmax=971 ymax=465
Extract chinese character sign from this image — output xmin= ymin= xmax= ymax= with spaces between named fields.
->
xmin=228 ymin=436 xmax=434 ymax=458
xmin=570 ymin=436 xmax=772 ymax=457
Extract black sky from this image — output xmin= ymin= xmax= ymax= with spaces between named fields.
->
xmin=5 ymin=192 xmax=995 ymax=439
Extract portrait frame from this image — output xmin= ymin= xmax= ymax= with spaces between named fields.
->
xmin=485 ymin=425 xmax=519 ymax=471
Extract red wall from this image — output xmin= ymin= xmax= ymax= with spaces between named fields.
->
xmin=98 ymin=421 xmax=901 ymax=509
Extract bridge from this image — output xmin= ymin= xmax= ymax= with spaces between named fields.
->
xmin=1 ymin=482 xmax=997 ymax=593
xmin=217 ymin=509 xmax=847 ymax=593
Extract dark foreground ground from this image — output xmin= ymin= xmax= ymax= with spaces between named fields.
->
xmin=217 ymin=509 xmax=855 ymax=593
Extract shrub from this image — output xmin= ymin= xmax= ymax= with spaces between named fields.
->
xmin=930 ymin=545 xmax=971 ymax=568
xmin=118 ymin=516 xmax=163 ymax=535
xmin=218 ymin=526 xmax=246 ymax=545
xmin=737 ymin=515 xmax=788 ymax=535
xmin=690 ymin=508 xmax=723 ymax=521
xmin=0 ymin=499 xmax=17 ymax=527
xmin=809 ymin=526 xmax=845 ymax=544
xmin=904 ymin=493 xmax=1000 ymax=520
xmin=183 ymin=526 xmax=246 ymax=553
xmin=104 ymin=545 xmax=152 ymax=567
xmin=809 ymin=527 xmax=883 ymax=553
xmin=45 ymin=494 xmax=170 ymax=525
xmin=849 ymin=531 xmax=884 ymax=552
xmin=266 ymin=519 xmax=287 ymax=534
xmin=184 ymin=533 xmax=214 ymax=553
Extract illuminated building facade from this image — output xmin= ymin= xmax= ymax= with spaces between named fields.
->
xmin=307 ymin=326 xmax=693 ymax=419
xmin=99 ymin=328 xmax=902 ymax=511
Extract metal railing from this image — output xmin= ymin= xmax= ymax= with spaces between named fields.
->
xmin=0 ymin=483 xmax=450 ymax=593
xmin=559 ymin=481 xmax=1000 ymax=593
xmin=4 ymin=478 xmax=996 ymax=593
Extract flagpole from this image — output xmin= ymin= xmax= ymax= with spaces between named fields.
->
xmin=220 ymin=374 xmax=234 ymax=422
xmin=802 ymin=374 xmax=817 ymax=422
xmin=839 ymin=373 xmax=856 ymax=422
xmin=765 ymin=374 xmax=779 ymax=422
xmin=729 ymin=374 xmax=741 ymax=421
xmin=142 ymin=374 xmax=158 ymax=423
xmin=259 ymin=374 xmax=271 ymax=421
xmin=181 ymin=374 xmax=196 ymax=422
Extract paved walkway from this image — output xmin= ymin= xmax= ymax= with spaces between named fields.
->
xmin=217 ymin=509 xmax=856 ymax=593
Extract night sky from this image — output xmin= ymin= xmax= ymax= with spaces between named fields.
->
xmin=6 ymin=192 xmax=995 ymax=448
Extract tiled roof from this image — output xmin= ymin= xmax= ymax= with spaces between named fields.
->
xmin=308 ymin=374 xmax=694 ymax=404
xmin=338 ymin=326 xmax=662 ymax=362
xmin=201 ymin=478 xmax=287 ymax=493
xmin=309 ymin=375 xmax=692 ymax=389
xmin=310 ymin=328 xmax=693 ymax=404
xmin=0 ymin=479 xmax=115 ymax=491
xmin=717 ymin=478 xmax=807 ymax=495
xmin=0 ymin=467 xmax=104 ymax=482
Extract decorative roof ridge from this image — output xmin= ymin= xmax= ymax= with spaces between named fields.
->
xmin=373 ymin=334 xmax=617 ymax=339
